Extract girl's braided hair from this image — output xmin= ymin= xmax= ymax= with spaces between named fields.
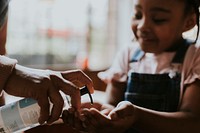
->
xmin=186 ymin=0 xmax=200 ymax=42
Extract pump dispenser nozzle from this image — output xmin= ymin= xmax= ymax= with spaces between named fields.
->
xmin=80 ymin=86 xmax=93 ymax=104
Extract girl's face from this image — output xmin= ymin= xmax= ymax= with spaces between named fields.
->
xmin=132 ymin=0 xmax=195 ymax=53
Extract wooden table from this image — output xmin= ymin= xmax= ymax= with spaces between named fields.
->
xmin=24 ymin=123 xmax=81 ymax=133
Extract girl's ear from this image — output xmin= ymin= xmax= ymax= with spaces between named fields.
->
xmin=183 ymin=13 xmax=197 ymax=32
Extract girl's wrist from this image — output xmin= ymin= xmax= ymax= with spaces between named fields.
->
xmin=132 ymin=104 xmax=140 ymax=126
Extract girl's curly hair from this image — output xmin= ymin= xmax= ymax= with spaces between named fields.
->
xmin=186 ymin=0 xmax=200 ymax=42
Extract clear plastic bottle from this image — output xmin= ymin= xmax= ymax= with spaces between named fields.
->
xmin=0 ymin=86 xmax=93 ymax=133
xmin=0 ymin=98 xmax=41 ymax=133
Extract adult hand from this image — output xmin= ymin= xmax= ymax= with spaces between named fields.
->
xmin=4 ymin=64 xmax=94 ymax=124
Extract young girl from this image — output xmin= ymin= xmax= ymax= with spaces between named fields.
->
xmin=62 ymin=0 xmax=200 ymax=132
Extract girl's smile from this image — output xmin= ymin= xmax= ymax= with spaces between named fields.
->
xmin=137 ymin=30 xmax=158 ymax=44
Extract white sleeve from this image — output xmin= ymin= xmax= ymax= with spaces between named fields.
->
xmin=98 ymin=45 xmax=132 ymax=83
xmin=182 ymin=45 xmax=200 ymax=85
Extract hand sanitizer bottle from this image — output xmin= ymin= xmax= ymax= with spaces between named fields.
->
xmin=0 ymin=98 xmax=41 ymax=133
xmin=0 ymin=86 xmax=93 ymax=133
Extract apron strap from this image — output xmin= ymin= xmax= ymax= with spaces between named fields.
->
xmin=130 ymin=48 xmax=144 ymax=62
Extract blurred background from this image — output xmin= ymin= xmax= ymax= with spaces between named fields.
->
xmin=6 ymin=0 xmax=134 ymax=71
xmin=4 ymin=0 xmax=198 ymax=91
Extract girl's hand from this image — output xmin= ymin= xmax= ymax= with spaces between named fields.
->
xmin=80 ymin=101 xmax=137 ymax=133
xmin=81 ymin=102 xmax=115 ymax=115
xmin=62 ymin=102 xmax=114 ymax=132
xmin=109 ymin=101 xmax=137 ymax=124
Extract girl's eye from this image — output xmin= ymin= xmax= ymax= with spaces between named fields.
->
xmin=133 ymin=12 xmax=142 ymax=20
xmin=152 ymin=18 xmax=168 ymax=24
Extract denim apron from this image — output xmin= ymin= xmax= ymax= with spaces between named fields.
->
xmin=124 ymin=40 xmax=190 ymax=133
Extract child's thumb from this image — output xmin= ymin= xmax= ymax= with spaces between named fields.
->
xmin=109 ymin=108 xmax=125 ymax=121
xmin=109 ymin=112 xmax=119 ymax=120
xmin=109 ymin=102 xmax=134 ymax=120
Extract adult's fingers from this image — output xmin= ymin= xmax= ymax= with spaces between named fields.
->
xmin=37 ymin=94 xmax=50 ymax=124
xmin=62 ymin=110 xmax=69 ymax=124
xmin=47 ymin=86 xmax=64 ymax=124
xmin=50 ymin=74 xmax=81 ymax=110
xmin=61 ymin=70 xmax=94 ymax=94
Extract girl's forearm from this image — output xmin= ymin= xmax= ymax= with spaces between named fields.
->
xmin=134 ymin=106 xmax=200 ymax=133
